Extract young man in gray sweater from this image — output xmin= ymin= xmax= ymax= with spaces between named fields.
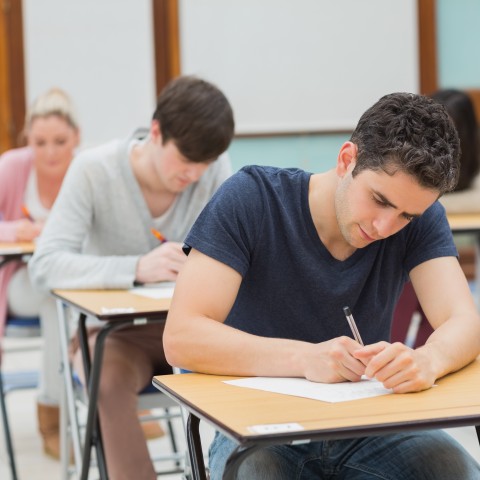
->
xmin=29 ymin=76 xmax=234 ymax=479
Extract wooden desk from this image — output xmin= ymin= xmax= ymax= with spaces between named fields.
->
xmin=52 ymin=289 xmax=171 ymax=320
xmin=53 ymin=289 xmax=171 ymax=480
xmin=153 ymin=360 xmax=480 ymax=480
xmin=447 ymin=213 xmax=480 ymax=235
xmin=0 ymin=241 xmax=35 ymax=268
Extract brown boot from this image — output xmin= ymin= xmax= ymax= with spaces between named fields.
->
xmin=138 ymin=410 xmax=165 ymax=440
xmin=37 ymin=403 xmax=60 ymax=460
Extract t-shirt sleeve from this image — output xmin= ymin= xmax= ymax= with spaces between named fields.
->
xmin=184 ymin=167 xmax=264 ymax=277
xmin=402 ymin=201 xmax=457 ymax=274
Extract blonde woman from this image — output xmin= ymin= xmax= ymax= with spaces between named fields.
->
xmin=0 ymin=87 xmax=80 ymax=458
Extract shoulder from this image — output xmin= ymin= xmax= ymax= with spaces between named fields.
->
xmin=0 ymin=146 xmax=34 ymax=171
xmin=73 ymin=139 xmax=123 ymax=166
xmin=404 ymin=201 xmax=449 ymax=238
xmin=225 ymin=165 xmax=309 ymax=191
xmin=68 ymin=139 xmax=125 ymax=177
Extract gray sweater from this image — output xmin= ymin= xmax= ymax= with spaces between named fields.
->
xmin=29 ymin=138 xmax=231 ymax=291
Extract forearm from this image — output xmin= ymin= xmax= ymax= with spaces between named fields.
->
xmin=164 ymin=315 xmax=308 ymax=377
xmin=29 ymin=249 xmax=139 ymax=292
xmin=419 ymin=313 xmax=480 ymax=379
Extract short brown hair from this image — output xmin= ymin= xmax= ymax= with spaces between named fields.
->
xmin=153 ymin=76 xmax=234 ymax=163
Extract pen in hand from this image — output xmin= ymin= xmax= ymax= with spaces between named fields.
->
xmin=21 ymin=205 xmax=34 ymax=221
xmin=343 ymin=306 xmax=364 ymax=346
xmin=150 ymin=227 xmax=167 ymax=244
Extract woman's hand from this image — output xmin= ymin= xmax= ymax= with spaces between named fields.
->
xmin=14 ymin=219 xmax=43 ymax=241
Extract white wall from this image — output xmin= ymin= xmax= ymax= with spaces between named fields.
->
xmin=179 ymin=0 xmax=419 ymax=134
xmin=22 ymin=1 xmax=419 ymax=141
xmin=23 ymin=0 xmax=156 ymax=148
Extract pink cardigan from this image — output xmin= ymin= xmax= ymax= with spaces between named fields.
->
xmin=0 ymin=147 xmax=34 ymax=337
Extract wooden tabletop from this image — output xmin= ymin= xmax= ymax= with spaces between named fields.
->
xmin=447 ymin=213 xmax=480 ymax=233
xmin=52 ymin=289 xmax=171 ymax=320
xmin=153 ymin=358 xmax=480 ymax=444
xmin=0 ymin=241 xmax=35 ymax=255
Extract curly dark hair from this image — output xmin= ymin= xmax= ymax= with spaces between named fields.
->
xmin=350 ymin=92 xmax=460 ymax=195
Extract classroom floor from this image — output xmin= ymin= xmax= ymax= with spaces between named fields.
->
xmin=1 ymin=338 xmax=480 ymax=480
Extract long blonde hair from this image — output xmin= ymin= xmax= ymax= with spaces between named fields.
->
xmin=25 ymin=87 xmax=79 ymax=132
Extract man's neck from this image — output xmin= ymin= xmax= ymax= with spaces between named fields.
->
xmin=309 ymin=170 xmax=356 ymax=261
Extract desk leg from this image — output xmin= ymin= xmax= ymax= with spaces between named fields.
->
xmin=80 ymin=319 xmax=115 ymax=480
xmin=56 ymin=300 xmax=84 ymax=478
xmin=79 ymin=317 xmax=166 ymax=480
xmin=0 ymin=369 xmax=19 ymax=480
xmin=186 ymin=413 xmax=208 ymax=480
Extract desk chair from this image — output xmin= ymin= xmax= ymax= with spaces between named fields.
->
xmin=0 ymin=316 xmax=41 ymax=480
xmin=56 ymin=301 xmax=185 ymax=479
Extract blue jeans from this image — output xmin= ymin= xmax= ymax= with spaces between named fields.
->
xmin=209 ymin=430 xmax=480 ymax=479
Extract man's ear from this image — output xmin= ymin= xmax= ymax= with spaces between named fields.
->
xmin=336 ymin=141 xmax=358 ymax=177
xmin=150 ymin=119 xmax=162 ymax=143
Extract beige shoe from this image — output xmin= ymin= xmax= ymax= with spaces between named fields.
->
xmin=138 ymin=410 xmax=166 ymax=440
xmin=37 ymin=403 xmax=61 ymax=460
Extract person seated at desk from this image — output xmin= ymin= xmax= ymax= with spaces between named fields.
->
xmin=0 ymin=87 xmax=80 ymax=459
xmin=392 ymin=89 xmax=480 ymax=347
xmin=29 ymin=76 xmax=234 ymax=480
xmin=164 ymin=93 xmax=480 ymax=479
xmin=434 ymin=89 xmax=480 ymax=214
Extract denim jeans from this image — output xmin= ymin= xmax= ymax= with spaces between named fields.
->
xmin=209 ymin=430 xmax=480 ymax=479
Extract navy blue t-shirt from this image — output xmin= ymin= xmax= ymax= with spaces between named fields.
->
xmin=184 ymin=166 xmax=457 ymax=345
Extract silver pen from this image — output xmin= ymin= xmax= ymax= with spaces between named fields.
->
xmin=343 ymin=306 xmax=364 ymax=346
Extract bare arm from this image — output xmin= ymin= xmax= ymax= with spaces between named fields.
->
xmin=354 ymin=257 xmax=480 ymax=392
xmin=163 ymin=249 xmax=366 ymax=382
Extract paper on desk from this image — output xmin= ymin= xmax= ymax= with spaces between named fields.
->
xmin=128 ymin=282 xmax=175 ymax=299
xmin=224 ymin=376 xmax=392 ymax=403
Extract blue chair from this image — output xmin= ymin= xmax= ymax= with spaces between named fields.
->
xmin=0 ymin=316 xmax=41 ymax=480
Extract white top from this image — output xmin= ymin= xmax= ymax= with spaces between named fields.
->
xmin=24 ymin=169 xmax=50 ymax=221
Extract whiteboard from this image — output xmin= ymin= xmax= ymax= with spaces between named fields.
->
xmin=179 ymin=0 xmax=419 ymax=135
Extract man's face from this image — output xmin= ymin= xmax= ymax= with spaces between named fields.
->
xmin=335 ymin=164 xmax=439 ymax=248
xmin=152 ymin=139 xmax=212 ymax=193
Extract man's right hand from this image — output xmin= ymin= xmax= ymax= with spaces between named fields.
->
xmin=302 ymin=336 xmax=367 ymax=383
xmin=135 ymin=241 xmax=186 ymax=283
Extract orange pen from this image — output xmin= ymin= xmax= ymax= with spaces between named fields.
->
xmin=21 ymin=205 xmax=34 ymax=221
xmin=150 ymin=227 xmax=167 ymax=244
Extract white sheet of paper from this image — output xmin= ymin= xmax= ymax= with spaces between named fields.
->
xmin=224 ymin=376 xmax=392 ymax=403
xmin=128 ymin=283 xmax=175 ymax=299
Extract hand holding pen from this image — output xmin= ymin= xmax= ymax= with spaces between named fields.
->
xmin=22 ymin=205 xmax=34 ymax=221
xmin=343 ymin=306 xmax=364 ymax=346
xmin=14 ymin=205 xmax=43 ymax=241
xmin=135 ymin=228 xmax=186 ymax=283
xmin=151 ymin=227 xmax=167 ymax=244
